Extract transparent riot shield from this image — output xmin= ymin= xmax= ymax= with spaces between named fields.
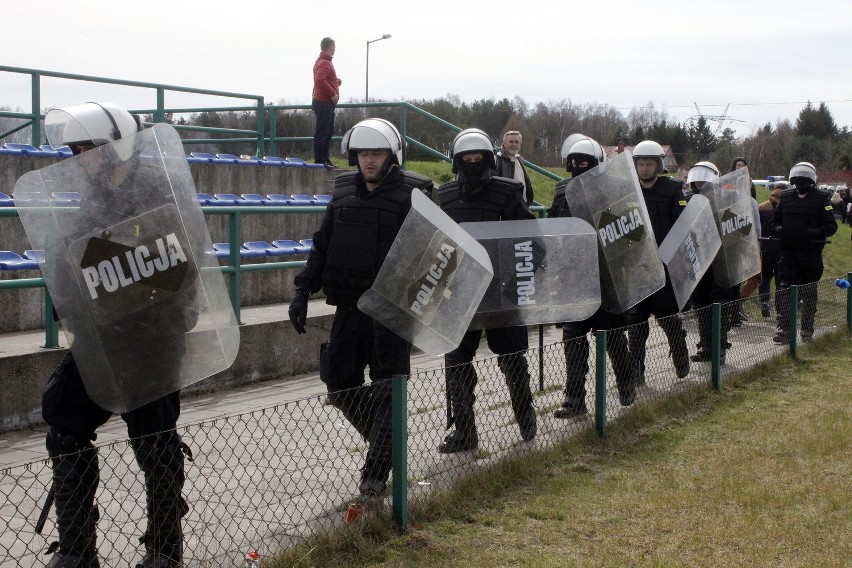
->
xmin=13 ymin=123 xmax=239 ymax=413
xmin=461 ymin=218 xmax=600 ymax=329
xmin=658 ymin=195 xmax=722 ymax=310
xmin=562 ymin=151 xmax=665 ymax=313
xmin=358 ymin=190 xmax=493 ymax=355
xmin=699 ymin=167 xmax=761 ymax=288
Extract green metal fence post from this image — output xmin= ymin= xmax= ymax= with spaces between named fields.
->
xmin=267 ymin=105 xmax=276 ymax=158
xmin=847 ymin=272 xmax=851 ymax=332
xmin=31 ymin=72 xmax=41 ymax=147
xmin=43 ymin=287 xmax=59 ymax=349
xmin=154 ymin=87 xmax=165 ymax=123
xmin=790 ymin=285 xmax=799 ymax=358
xmin=228 ymin=211 xmax=242 ymax=324
xmin=538 ymin=324 xmax=544 ymax=391
xmin=594 ymin=329 xmax=607 ymax=438
xmin=256 ymin=98 xmax=266 ymax=157
xmin=399 ymin=104 xmax=407 ymax=170
xmin=711 ymin=303 xmax=721 ymax=391
xmin=391 ymin=374 xmax=408 ymax=528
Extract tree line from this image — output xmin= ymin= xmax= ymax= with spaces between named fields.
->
xmin=3 ymin=98 xmax=850 ymax=179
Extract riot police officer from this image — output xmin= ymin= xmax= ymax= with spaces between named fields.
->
xmin=288 ymin=119 xmax=434 ymax=498
xmin=772 ymin=162 xmax=837 ymax=342
xmin=434 ymin=128 xmax=537 ymax=453
xmin=40 ymin=103 xmax=193 ymax=568
xmin=627 ymin=140 xmax=690 ymax=382
xmin=551 ymin=136 xmax=636 ymax=415
xmin=685 ymin=162 xmax=740 ymax=363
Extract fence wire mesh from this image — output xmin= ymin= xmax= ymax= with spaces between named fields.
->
xmin=0 ymin=279 xmax=847 ymax=567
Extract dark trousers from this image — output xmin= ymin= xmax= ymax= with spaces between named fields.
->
xmin=42 ymin=352 xmax=185 ymax=562
xmin=320 ymin=307 xmax=411 ymax=483
xmin=312 ymin=98 xmax=335 ymax=164
xmin=691 ymin=270 xmax=740 ymax=353
xmin=626 ymin=279 xmax=689 ymax=376
xmin=775 ymin=251 xmax=824 ymax=334
xmin=561 ymin=309 xmax=632 ymax=404
xmin=443 ymin=326 xmax=533 ymax=433
xmin=759 ymin=247 xmax=782 ymax=304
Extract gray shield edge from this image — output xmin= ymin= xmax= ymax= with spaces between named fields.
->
xmin=13 ymin=123 xmax=239 ymax=413
xmin=699 ymin=167 xmax=761 ymax=288
xmin=357 ymin=189 xmax=493 ymax=356
xmin=563 ymin=151 xmax=665 ymax=313
xmin=658 ymin=195 xmax=722 ymax=310
xmin=461 ymin=218 xmax=600 ymax=329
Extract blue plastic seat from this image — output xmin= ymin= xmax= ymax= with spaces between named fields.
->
xmin=269 ymin=239 xmax=300 ymax=255
xmin=288 ymin=194 xmax=314 ymax=206
xmin=23 ymin=249 xmax=46 ymax=263
xmin=212 ymin=242 xmax=231 ymax=259
xmin=36 ymin=145 xmax=61 ymax=157
xmin=202 ymin=193 xmax=238 ymax=206
xmin=196 ymin=193 xmax=216 ymax=206
xmin=266 ymin=194 xmax=295 ymax=205
xmin=51 ymin=192 xmax=82 ymax=206
xmin=238 ymin=155 xmax=264 ymax=165
xmin=213 ymin=193 xmax=253 ymax=206
xmin=242 ymin=241 xmax=275 ymax=257
xmin=304 ymin=162 xmax=327 ymax=169
xmin=0 ymin=251 xmax=39 ymax=270
xmin=296 ymin=239 xmax=313 ymax=254
xmin=188 ymin=152 xmax=215 ymax=164
xmin=4 ymin=143 xmax=56 ymax=157
xmin=260 ymin=156 xmax=286 ymax=167
xmin=214 ymin=153 xmax=240 ymax=165
xmin=312 ymin=194 xmax=332 ymax=204
xmin=0 ymin=145 xmax=24 ymax=156
xmin=240 ymin=193 xmax=272 ymax=205
xmin=0 ymin=192 xmax=14 ymax=207
xmin=12 ymin=192 xmax=50 ymax=204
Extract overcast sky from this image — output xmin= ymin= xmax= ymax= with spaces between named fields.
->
xmin=3 ymin=0 xmax=851 ymax=138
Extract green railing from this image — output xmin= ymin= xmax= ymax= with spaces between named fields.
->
xmin=0 ymin=66 xmax=560 ymax=184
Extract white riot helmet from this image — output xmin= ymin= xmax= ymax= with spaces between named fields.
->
xmin=450 ymin=128 xmax=495 ymax=174
xmin=686 ymin=161 xmax=720 ymax=186
xmin=565 ymin=137 xmax=606 ymax=177
xmin=559 ymin=133 xmax=588 ymax=161
xmin=340 ymin=118 xmax=404 ymax=167
xmin=789 ymin=162 xmax=818 ymax=188
xmin=566 ymin=138 xmax=606 ymax=164
xmin=633 ymin=140 xmax=667 ymax=176
xmin=45 ymin=102 xmax=141 ymax=158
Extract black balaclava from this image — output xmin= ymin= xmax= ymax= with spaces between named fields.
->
xmin=569 ymin=155 xmax=599 ymax=178
xmin=458 ymin=155 xmax=492 ymax=191
xmin=791 ymin=176 xmax=815 ymax=194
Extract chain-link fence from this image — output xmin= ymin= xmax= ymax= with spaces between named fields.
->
xmin=1 ymin=279 xmax=848 ymax=567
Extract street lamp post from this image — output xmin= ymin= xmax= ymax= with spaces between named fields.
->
xmin=366 ymin=34 xmax=392 ymax=102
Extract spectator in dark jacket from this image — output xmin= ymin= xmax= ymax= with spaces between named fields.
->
xmin=494 ymin=130 xmax=534 ymax=205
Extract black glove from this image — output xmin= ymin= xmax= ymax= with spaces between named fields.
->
xmin=288 ymin=289 xmax=309 ymax=334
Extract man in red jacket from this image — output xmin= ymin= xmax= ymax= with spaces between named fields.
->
xmin=312 ymin=37 xmax=342 ymax=169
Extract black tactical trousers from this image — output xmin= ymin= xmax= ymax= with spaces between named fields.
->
xmin=561 ymin=309 xmax=633 ymax=405
xmin=443 ymin=326 xmax=534 ymax=437
xmin=691 ymin=271 xmax=740 ymax=354
xmin=42 ymin=352 xmax=185 ymax=564
xmin=320 ymin=307 xmax=411 ymax=484
xmin=775 ymin=251 xmax=824 ymax=335
xmin=627 ymin=280 xmax=689 ymax=376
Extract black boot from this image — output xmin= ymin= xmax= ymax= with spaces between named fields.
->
xmin=439 ymin=362 xmax=478 ymax=453
xmin=628 ymin=320 xmax=650 ymax=386
xmin=556 ymin=333 xmax=589 ymax=419
xmin=499 ymin=353 xmax=536 ymax=442
xmin=132 ymin=432 xmax=188 ymax=568
xmin=46 ymin=429 xmax=101 ymax=568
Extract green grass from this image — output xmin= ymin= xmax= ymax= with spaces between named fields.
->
xmin=270 ymin=334 xmax=852 ymax=567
